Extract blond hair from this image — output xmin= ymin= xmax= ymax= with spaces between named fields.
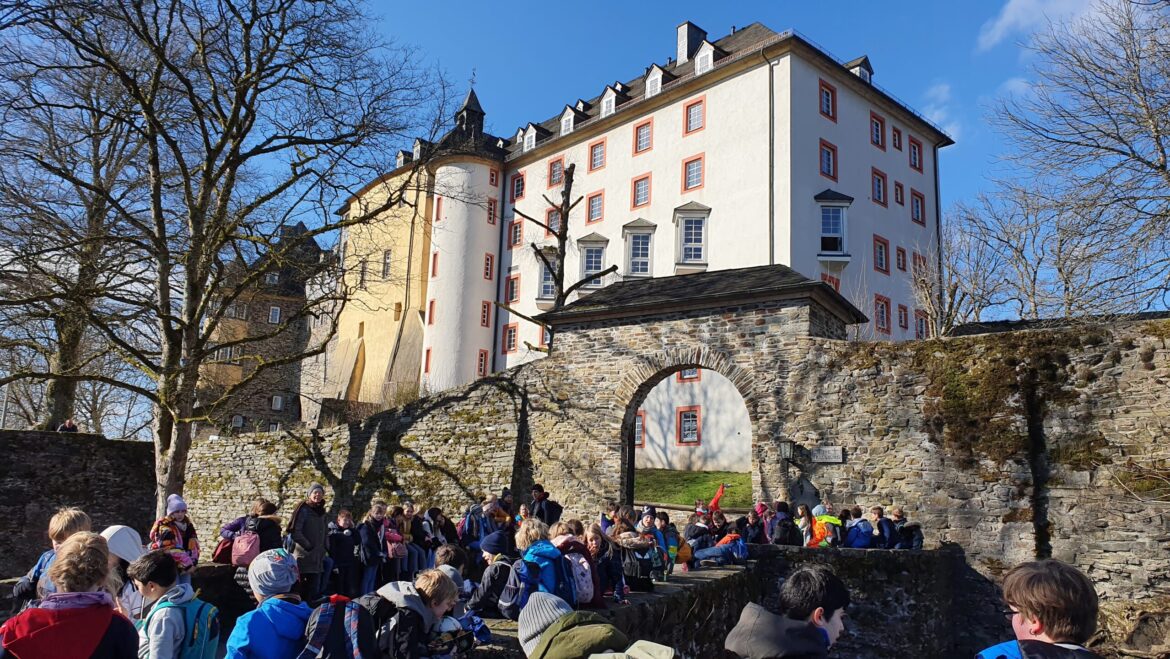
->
xmin=515 ymin=518 xmax=549 ymax=551
xmin=414 ymin=568 xmax=457 ymax=607
xmin=49 ymin=532 xmax=109 ymax=593
xmin=48 ymin=507 xmax=92 ymax=543
xmin=548 ymin=521 xmax=571 ymax=538
xmin=1003 ymin=560 xmax=1099 ymax=644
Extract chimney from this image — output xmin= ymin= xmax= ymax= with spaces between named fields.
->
xmin=676 ymin=22 xmax=706 ymax=65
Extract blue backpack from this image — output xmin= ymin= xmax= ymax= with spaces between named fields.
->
xmin=550 ymin=554 xmax=578 ymax=608
xmin=499 ymin=559 xmax=541 ymax=620
xmin=140 ymin=598 xmax=219 ymax=659
xmin=846 ymin=520 xmax=874 ymax=549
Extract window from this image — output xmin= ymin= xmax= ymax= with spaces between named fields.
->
xmin=870 ymin=112 xmax=886 ymax=149
xmin=265 ymin=272 xmax=279 ymax=285
xmin=230 ymin=346 xmax=242 ymax=364
xmin=646 ymin=75 xmax=661 ymax=97
xmin=523 ymin=132 xmax=535 ymax=152
xmin=896 ymin=247 xmax=907 ymax=271
xmin=505 ymin=274 xmax=520 ymax=303
xmin=508 ymin=220 xmax=523 ymax=249
xmin=435 ymin=197 xmax=442 ymax=222
xmin=821 ymin=273 xmax=840 ymax=291
xmin=874 ymin=295 xmax=891 ymax=334
xmin=894 ymin=182 xmax=905 ymax=206
xmin=892 ymin=128 xmax=903 ymax=151
xmin=511 ymin=173 xmax=525 ymax=201
xmin=909 ymin=137 xmax=923 ymax=172
xmin=602 ymin=96 xmax=615 ymax=117
xmin=695 ymin=52 xmax=712 ymax=74
xmin=430 ymin=252 xmax=438 ymax=278
xmin=382 ymin=249 xmax=392 ymax=278
xmin=913 ymin=252 xmax=928 ymax=278
xmin=226 ymin=302 xmax=248 ymax=320
xmin=477 ymin=349 xmax=489 ymax=377
xmin=633 ymin=411 xmax=646 ymax=448
xmin=898 ymin=304 xmax=909 ymax=330
xmin=915 ymin=310 xmax=930 ymax=339
xmin=684 ymin=98 xmax=705 ymax=134
xmin=548 ymin=158 xmax=564 ymax=187
xmin=819 ymin=140 xmax=838 ymax=181
xmin=589 ymin=139 xmax=606 ymax=171
xmin=271 ymin=395 xmax=283 ymax=411
xmin=268 ymin=423 xmax=280 ymax=433
xmin=680 ymin=216 xmax=705 ymax=263
xmin=682 ymin=155 xmax=704 ymax=191
xmin=911 ymin=190 xmax=926 ymax=225
xmin=427 ymin=299 xmax=436 ymax=325
xmin=487 ymin=198 xmax=497 ymax=225
xmin=560 ymin=116 xmax=573 ymax=136
xmin=631 ymin=174 xmax=651 ymax=208
xmin=819 ymin=79 xmax=837 ymax=122
xmin=424 ymin=348 xmax=432 ymax=374
xmin=502 ymin=323 xmax=518 ymax=354
xmin=545 ymin=209 xmax=561 ymax=237
xmin=489 ymin=169 xmax=499 ymax=186
xmin=540 ymin=263 xmax=556 ymax=299
xmin=483 ymin=253 xmax=495 ymax=280
xmin=820 ymin=206 xmax=845 ymax=253
xmin=873 ymin=235 xmax=890 ymax=274
xmin=872 ymin=168 xmax=888 ymax=206
xmin=358 ymin=259 xmax=368 ymax=289
xmin=268 ymin=306 xmax=281 ymax=324
xmin=231 ymin=415 xmax=245 ymax=429
xmin=677 ymin=368 xmax=700 ymax=382
xmin=677 ymin=406 xmax=701 ymax=445
xmin=627 ymin=233 xmax=651 ymax=275
xmin=587 ymin=192 xmax=604 ymax=224
xmin=480 ymin=301 xmax=491 ymax=327
xmin=582 ymin=246 xmax=604 ymax=287
xmin=634 ymin=120 xmax=653 ymax=154
xmin=540 ymin=326 xmax=550 ymax=347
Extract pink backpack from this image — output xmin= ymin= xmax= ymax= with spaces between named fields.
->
xmin=231 ymin=530 xmax=261 ymax=567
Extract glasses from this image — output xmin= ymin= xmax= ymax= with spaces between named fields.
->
xmin=1001 ymin=606 xmax=1020 ymax=620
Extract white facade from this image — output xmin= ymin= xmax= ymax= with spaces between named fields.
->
xmin=634 ymin=369 xmax=752 ymax=472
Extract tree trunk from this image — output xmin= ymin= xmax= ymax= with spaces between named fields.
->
xmin=42 ymin=314 xmax=85 ymax=430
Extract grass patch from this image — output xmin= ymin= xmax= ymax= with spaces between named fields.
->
xmin=634 ymin=469 xmax=753 ymax=509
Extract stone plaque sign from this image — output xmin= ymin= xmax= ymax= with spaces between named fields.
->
xmin=810 ymin=446 xmax=844 ymax=463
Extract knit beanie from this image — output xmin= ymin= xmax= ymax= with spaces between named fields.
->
xmin=248 ymin=549 xmax=300 ymax=598
xmin=166 ymin=494 xmax=187 ymax=515
xmin=100 ymin=526 xmax=145 ymax=564
xmin=480 ymin=531 xmax=508 ymax=556
xmin=307 ymin=482 xmax=325 ymax=499
xmin=518 ymin=592 xmax=573 ymax=656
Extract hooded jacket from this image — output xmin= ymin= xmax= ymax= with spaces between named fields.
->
xmin=149 ymin=516 xmax=200 ymax=565
xmin=724 ymin=602 xmax=830 ymax=659
xmin=522 ymin=540 xmax=565 ymax=595
xmin=224 ymin=595 xmax=312 ymax=659
xmin=0 ymin=595 xmax=139 ymax=659
xmin=527 ymin=611 xmax=628 ymax=659
xmin=137 ymin=583 xmax=196 ymax=659
xmin=371 ymin=581 xmax=435 ymax=659
xmin=468 ymin=556 xmax=512 ymax=618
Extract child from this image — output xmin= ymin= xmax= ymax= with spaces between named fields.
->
xmin=977 ymin=560 xmax=1104 ymax=659
xmin=149 ymin=494 xmax=200 ymax=584
xmin=468 ymin=531 xmax=512 ymax=618
xmin=725 ymin=564 xmax=850 ymax=658
xmin=654 ymin=512 xmax=680 ymax=578
xmin=225 ymin=549 xmax=312 ymax=658
xmin=434 ymin=544 xmax=469 ymax=616
xmin=367 ymin=569 xmax=458 ymax=659
xmin=13 ymin=507 xmax=92 ymax=603
xmin=130 ymin=549 xmax=219 ymax=658
xmin=327 ymin=509 xmax=359 ymax=597
xmin=585 ymin=524 xmax=625 ymax=604
xmin=636 ymin=512 xmax=667 ymax=583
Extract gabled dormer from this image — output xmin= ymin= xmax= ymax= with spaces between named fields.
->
xmin=395 ymin=149 xmax=412 ymax=169
xmin=574 ymin=99 xmax=592 ymax=113
xmin=412 ymin=138 xmax=430 ymax=161
xmin=515 ymin=127 xmax=526 ymax=145
xmin=522 ymin=122 xmax=550 ymax=152
xmin=693 ymin=40 xmax=727 ymax=76
xmin=844 ymin=55 xmax=874 ymax=83
xmin=599 ymin=85 xmax=630 ymax=119
xmin=644 ymin=64 xmax=677 ymax=99
xmin=560 ymin=105 xmax=588 ymax=136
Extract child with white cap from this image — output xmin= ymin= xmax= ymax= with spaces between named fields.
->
xmin=100 ymin=525 xmax=146 ymax=619
xmin=225 ymin=548 xmax=311 ymax=659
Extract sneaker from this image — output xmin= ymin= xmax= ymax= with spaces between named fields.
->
xmin=699 ymin=559 xmax=718 ymax=568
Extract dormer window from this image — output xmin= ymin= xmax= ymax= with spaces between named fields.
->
xmin=601 ymin=96 xmax=615 ymax=118
xmin=561 ymin=116 xmax=573 ymax=136
xmin=524 ymin=132 xmax=536 ymax=152
xmin=857 ymin=68 xmax=871 ymax=83
xmin=646 ymin=75 xmax=661 ymax=98
xmin=695 ymin=52 xmax=712 ymax=75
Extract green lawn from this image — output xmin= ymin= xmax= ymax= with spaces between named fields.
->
xmin=634 ymin=469 xmax=753 ymax=509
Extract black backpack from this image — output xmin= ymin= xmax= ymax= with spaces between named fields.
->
xmin=498 ymin=559 xmax=540 ymax=620
xmin=544 ymin=499 xmax=564 ymax=524
xmin=621 ymin=548 xmax=654 ymax=592
xmin=773 ymin=517 xmax=803 ymax=547
xmin=298 ymin=597 xmax=377 ymax=659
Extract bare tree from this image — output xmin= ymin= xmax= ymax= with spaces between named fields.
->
xmin=1 ymin=0 xmax=443 ymax=514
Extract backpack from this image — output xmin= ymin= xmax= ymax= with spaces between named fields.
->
xmin=561 ymin=550 xmax=595 ymax=604
xmin=140 ymin=598 xmax=220 ymax=659
xmin=621 ymin=548 xmax=654 ymax=592
xmin=544 ymin=499 xmax=564 ymax=524
xmin=728 ymin=537 xmax=748 ymax=561
xmin=498 ymin=559 xmax=541 ymax=620
xmin=773 ymin=517 xmax=803 ymax=547
xmin=297 ymin=597 xmax=376 ymax=659
xmin=808 ymin=518 xmax=828 ymax=548
xmin=675 ymin=540 xmax=693 ymax=564
xmin=846 ymin=520 xmax=874 ymax=549
xmin=550 ymin=554 xmax=579 ymax=608
xmin=231 ymin=518 xmax=263 ymax=567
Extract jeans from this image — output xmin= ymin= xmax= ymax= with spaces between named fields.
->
xmin=361 ymin=563 xmax=381 ymax=596
xmin=316 ymin=556 xmax=334 ymax=598
xmin=693 ymin=545 xmax=736 ymax=566
xmin=404 ymin=543 xmax=426 ymax=578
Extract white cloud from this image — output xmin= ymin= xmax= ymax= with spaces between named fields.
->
xmin=922 ymin=82 xmax=962 ymax=141
xmin=997 ymin=76 xmax=1034 ymax=99
xmin=976 ymin=0 xmax=1097 ymax=52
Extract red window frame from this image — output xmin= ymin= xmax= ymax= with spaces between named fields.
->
xmin=630 ymin=173 xmax=652 ymax=209
xmin=898 ymin=304 xmax=910 ymax=330
xmin=480 ymin=301 xmax=491 ymax=328
xmin=870 ymin=112 xmax=886 ymax=150
xmin=873 ymin=235 xmax=890 ymax=274
xmin=818 ymin=79 xmax=837 ymax=122
xmin=510 ymin=172 xmax=526 ymax=202
xmin=821 ymin=273 xmax=840 ymax=291
xmin=894 ymin=182 xmax=905 ymax=206
xmin=909 ymin=136 xmax=923 ymax=172
xmin=683 ymin=96 xmax=706 ymax=135
xmin=913 ymin=251 xmax=927 ymax=277
xmin=633 ymin=410 xmax=646 ymax=448
xmin=434 ymin=196 xmax=443 ymax=222
xmin=819 ymin=139 xmax=838 ymax=181
xmin=487 ymin=198 xmax=497 ymax=225
xmin=507 ymin=219 xmax=523 ymax=250
xmin=676 ymin=368 xmax=701 ymax=383
xmin=892 ymin=127 xmax=903 ymax=151
xmin=874 ymin=295 xmax=892 ymax=335
xmin=430 ymin=251 xmax=438 ymax=278
xmin=489 ymin=168 xmax=499 ymax=187
xmin=483 ymin=253 xmax=495 ymax=280
xmin=676 ymin=405 xmax=702 ymax=445
xmin=427 ymin=299 xmax=436 ymax=325
xmin=896 ymin=247 xmax=907 ymax=272
xmin=505 ymin=273 xmax=520 ymax=303
xmin=681 ymin=153 xmax=705 ymax=192
xmin=588 ymin=138 xmax=607 ymax=172
xmin=545 ymin=208 xmax=561 ymax=237
xmin=915 ymin=310 xmax=931 ymax=339
xmin=586 ymin=191 xmax=604 ymax=224
xmin=910 ymin=189 xmax=926 ymax=225
xmin=477 ymin=349 xmax=490 ymax=377
xmin=871 ymin=168 xmax=888 ymax=207
xmin=633 ymin=119 xmax=654 ymax=155
xmin=424 ymin=348 xmax=432 ymax=374
xmin=547 ymin=156 xmax=564 ymax=188
xmin=502 ymin=323 xmax=519 ymax=354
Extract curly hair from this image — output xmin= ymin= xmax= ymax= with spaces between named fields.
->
xmin=49 ymin=532 xmax=109 ymax=593
xmin=515 ymin=519 xmax=549 ymax=551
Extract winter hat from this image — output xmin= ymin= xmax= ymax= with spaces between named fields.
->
xmin=480 ymin=531 xmax=508 ymax=556
xmin=307 ymin=482 xmax=325 ymax=499
xmin=518 ymin=592 xmax=573 ymax=656
xmin=811 ymin=504 xmax=827 ymax=517
xmin=100 ymin=526 xmax=145 ymax=564
xmin=754 ymin=502 xmax=768 ymax=516
xmin=640 ymin=505 xmax=657 ymax=519
xmin=166 ymin=494 xmax=187 ymax=515
xmin=247 ymin=548 xmax=300 ymax=598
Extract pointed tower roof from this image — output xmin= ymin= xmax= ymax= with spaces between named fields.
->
xmin=459 ymin=88 xmax=484 ymax=115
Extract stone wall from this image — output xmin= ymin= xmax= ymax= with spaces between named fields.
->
xmin=0 ymin=431 xmax=154 ymax=578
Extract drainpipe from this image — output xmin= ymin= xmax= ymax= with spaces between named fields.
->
xmin=932 ymin=143 xmax=944 ymax=334
xmin=761 ymin=50 xmax=777 ymax=266
xmin=492 ymin=170 xmax=507 ymax=374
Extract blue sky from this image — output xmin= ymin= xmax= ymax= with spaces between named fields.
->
xmin=373 ymin=0 xmax=1097 ymax=211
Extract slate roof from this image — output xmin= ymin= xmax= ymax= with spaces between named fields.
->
xmin=814 ymin=189 xmax=855 ymax=203
xmin=536 ymin=263 xmax=867 ymax=325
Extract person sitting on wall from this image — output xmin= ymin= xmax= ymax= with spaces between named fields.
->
xmin=56 ymin=418 xmax=79 ymax=432
xmin=724 ymin=564 xmax=851 ymax=658
xmin=890 ymin=507 xmax=924 ymax=550
xmin=869 ymin=506 xmax=899 ymax=549
xmin=976 ymin=560 xmax=1105 ymax=659
xmin=467 ymin=531 xmax=514 ymax=617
